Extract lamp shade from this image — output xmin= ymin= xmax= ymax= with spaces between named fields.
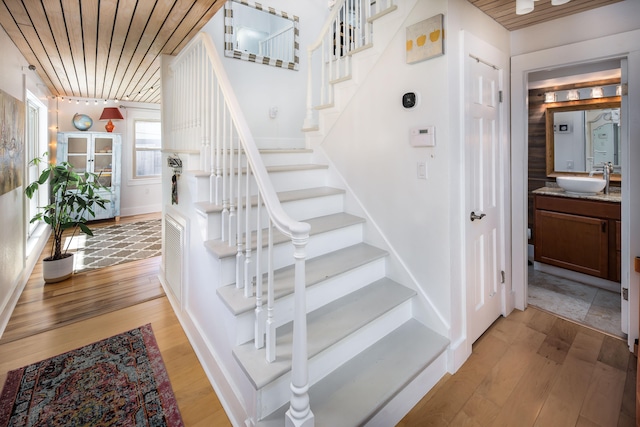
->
xmin=551 ymin=0 xmax=571 ymax=5
xmin=99 ymin=107 xmax=124 ymax=132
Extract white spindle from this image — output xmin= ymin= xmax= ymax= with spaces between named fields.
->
xmin=228 ymin=124 xmax=236 ymax=247
xmin=244 ymin=165 xmax=253 ymax=298
xmin=236 ymin=143 xmax=244 ymax=289
xmin=221 ymin=100 xmax=229 ymax=242
xmin=266 ymin=222 xmax=275 ymax=362
xmin=255 ymin=192 xmax=264 ymax=349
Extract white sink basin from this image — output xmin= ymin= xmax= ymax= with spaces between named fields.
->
xmin=556 ymin=176 xmax=606 ymax=195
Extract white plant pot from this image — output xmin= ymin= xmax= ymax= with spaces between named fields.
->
xmin=42 ymin=254 xmax=74 ymax=284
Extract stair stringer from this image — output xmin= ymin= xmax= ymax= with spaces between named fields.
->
xmin=311 ymin=146 xmax=451 ymax=340
xmin=304 ymin=0 xmax=419 ymax=147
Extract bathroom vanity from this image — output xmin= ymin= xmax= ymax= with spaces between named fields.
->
xmin=533 ymin=186 xmax=621 ymax=282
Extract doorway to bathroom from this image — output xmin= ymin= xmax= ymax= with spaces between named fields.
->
xmin=524 ymin=60 xmax=626 ymax=339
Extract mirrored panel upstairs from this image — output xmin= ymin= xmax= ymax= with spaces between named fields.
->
xmin=224 ymin=0 xmax=299 ymax=70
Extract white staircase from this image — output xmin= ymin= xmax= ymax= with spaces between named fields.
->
xmin=164 ymin=0 xmax=450 ymax=424
xmin=196 ymin=150 xmax=449 ymax=425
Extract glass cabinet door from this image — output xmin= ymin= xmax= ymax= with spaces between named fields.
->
xmin=66 ymin=136 xmax=89 ymax=173
xmin=93 ymin=136 xmax=114 ymax=187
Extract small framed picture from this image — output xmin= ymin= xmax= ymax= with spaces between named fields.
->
xmin=406 ymin=14 xmax=444 ymax=64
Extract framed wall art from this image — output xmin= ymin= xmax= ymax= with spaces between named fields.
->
xmin=0 ymin=89 xmax=25 ymax=196
xmin=406 ymin=14 xmax=444 ymax=64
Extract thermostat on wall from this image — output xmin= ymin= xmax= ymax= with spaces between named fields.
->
xmin=402 ymin=92 xmax=420 ymax=109
xmin=410 ymin=126 xmax=435 ymax=147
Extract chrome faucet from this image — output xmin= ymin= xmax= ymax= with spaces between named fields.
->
xmin=590 ymin=162 xmax=613 ymax=194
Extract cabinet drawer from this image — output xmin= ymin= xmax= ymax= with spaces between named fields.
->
xmin=535 ymin=195 xmax=620 ymax=220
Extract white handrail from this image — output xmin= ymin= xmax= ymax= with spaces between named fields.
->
xmin=170 ymin=32 xmax=313 ymax=426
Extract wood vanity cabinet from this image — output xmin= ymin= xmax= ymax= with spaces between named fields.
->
xmin=534 ymin=194 xmax=621 ymax=282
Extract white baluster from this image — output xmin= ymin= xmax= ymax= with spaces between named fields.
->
xmin=235 ymin=144 xmax=244 ymax=290
xmin=285 ymin=230 xmax=313 ymax=427
xmin=228 ymin=124 xmax=236 ymax=247
xmin=221 ymin=103 xmax=229 ymax=242
xmin=244 ymin=165 xmax=253 ymax=298
xmin=266 ymin=222 xmax=276 ymax=362
xmin=255 ymin=192 xmax=264 ymax=349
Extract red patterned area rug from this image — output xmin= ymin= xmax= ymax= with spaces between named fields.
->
xmin=0 ymin=324 xmax=183 ymax=427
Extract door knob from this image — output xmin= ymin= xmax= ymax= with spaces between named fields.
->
xmin=470 ymin=211 xmax=486 ymax=221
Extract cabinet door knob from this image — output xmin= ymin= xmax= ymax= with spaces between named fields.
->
xmin=470 ymin=211 xmax=486 ymax=222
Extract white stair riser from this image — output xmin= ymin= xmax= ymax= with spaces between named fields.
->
xmin=364 ymin=352 xmax=447 ymax=427
xmin=257 ymin=299 xmax=414 ymax=419
xmin=195 ymin=192 xmax=345 ymax=242
xmin=261 ymin=152 xmax=314 ymax=166
xmin=216 ymin=223 xmax=364 ymax=286
xmin=233 ymin=258 xmax=387 ymax=344
xmin=281 ymin=194 xmax=345 ymax=220
xmin=188 ymin=174 xmax=213 ymax=203
xmin=268 ymin=169 xmax=328 ymax=193
xmin=196 ymin=209 xmax=221 ymax=241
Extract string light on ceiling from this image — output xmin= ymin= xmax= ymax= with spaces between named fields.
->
xmin=51 ymin=85 xmax=157 ymax=105
xmin=516 ymin=0 xmax=571 ymax=15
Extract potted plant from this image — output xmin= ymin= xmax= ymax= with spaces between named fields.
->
xmin=25 ymin=154 xmax=110 ymax=283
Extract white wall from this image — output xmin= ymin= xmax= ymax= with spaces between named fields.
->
xmin=0 ymin=24 xmax=53 ymax=334
xmin=202 ymin=0 xmax=327 ymax=149
xmin=319 ymin=0 xmax=509 ymax=367
xmin=53 ymin=100 xmax=162 ymax=216
xmin=510 ymin=2 xmax=640 ymax=350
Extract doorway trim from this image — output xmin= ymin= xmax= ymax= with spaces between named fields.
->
xmin=511 ymin=29 xmax=640 ymax=351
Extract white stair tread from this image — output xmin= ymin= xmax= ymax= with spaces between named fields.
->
xmin=194 ymin=186 xmax=345 ymax=215
xmin=258 ymin=319 xmax=448 ymax=426
xmin=218 ymin=242 xmax=387 ymax=315
xmin=233 ymin=278 xmax=416 ymax=389
xmin=205 ymin=212 xmax=362 ymax=259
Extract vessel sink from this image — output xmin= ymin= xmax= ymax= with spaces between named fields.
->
xmin=556 ymin=176 xmax=606 ymax=195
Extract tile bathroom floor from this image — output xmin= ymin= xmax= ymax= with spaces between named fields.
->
xmin=528 ymin=265 xmax=625 ymax=339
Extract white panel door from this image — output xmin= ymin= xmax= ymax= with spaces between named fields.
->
xmin=465 ymin=55 xmax=504 ymax=344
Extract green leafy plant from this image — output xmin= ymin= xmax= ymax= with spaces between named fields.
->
xmin=25 ymin=154 xmax=110 ymax=261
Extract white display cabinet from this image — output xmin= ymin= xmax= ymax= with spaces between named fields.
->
xmin=57 ymin=132 xmax=122 ymax=221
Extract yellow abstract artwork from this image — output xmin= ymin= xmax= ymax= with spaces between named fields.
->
xmin=406 ymin=14 xmax=444 ymax=64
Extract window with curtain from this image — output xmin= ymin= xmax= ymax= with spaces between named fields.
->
xmin=133 ymin=120 xmax=162 ymax=178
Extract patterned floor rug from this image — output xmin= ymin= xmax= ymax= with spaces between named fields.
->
xmin=0 ymin=324 xmax=183 ymax=427
xmin=70 ymin=219 xmax=162 ymax=273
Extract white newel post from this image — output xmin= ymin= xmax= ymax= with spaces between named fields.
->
xmin=285 ymin=228 xmax=314 ymax=427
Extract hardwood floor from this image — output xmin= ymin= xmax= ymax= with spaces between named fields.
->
xmin=1 ymin=213 xmax=636 ymax=426
xmin=398 ymin=307 xmax=636 ymax=427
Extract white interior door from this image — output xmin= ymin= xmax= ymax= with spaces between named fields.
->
xmin=465 ymin=54 xmax=504 ymax=344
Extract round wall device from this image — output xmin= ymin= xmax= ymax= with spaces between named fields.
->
xmin=402 ymin=92 xmax=419 ymax=109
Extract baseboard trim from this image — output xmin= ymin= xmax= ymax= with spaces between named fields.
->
xmin=159 ymin=274 xmax=247 ymax=427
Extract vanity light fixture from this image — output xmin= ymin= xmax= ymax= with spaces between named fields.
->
xmin=551 ymin=0 xmax=571 ymax=5
xmin=591 ymin=87 xmax=604 ymax=98
xmin=544 ymin=92 xmax=557 ymax=103
xmin=566 ymin=90 xmax=580 ymax=101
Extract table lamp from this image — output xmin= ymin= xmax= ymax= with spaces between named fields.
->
xmin=99 ymin=107 xmax=124 ymax=132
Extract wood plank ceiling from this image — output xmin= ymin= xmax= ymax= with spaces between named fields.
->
xmin=0 ymin=0 xmax=225 ymax=104
xmin=466 ymin=0 xmax=624 ymax=31
xmin=0 ymin=0 xmax=625 ymax=104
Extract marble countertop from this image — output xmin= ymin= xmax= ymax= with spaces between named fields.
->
xmin=532 ymin=184 xmax=621 ymax=203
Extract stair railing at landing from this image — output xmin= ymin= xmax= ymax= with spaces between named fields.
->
xmin=169 ymin=32 xmax=314 ymax=426
xmin=303 ymin=0 xmax=397 ymax=130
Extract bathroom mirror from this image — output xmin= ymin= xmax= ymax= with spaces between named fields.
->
xmin=545 ymin=97 xmax=622 ymax=180
xmin=224 ymin=0 xmax=299 ymax=70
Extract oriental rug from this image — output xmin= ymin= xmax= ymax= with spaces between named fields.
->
xmin=0 ymin=324 xmax=183 ymax=427
xmin=70 ymin=219 xmax=162 ymax=273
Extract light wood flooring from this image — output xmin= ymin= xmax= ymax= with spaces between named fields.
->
xmin=1 ymin=214 xmax=636 ymax=426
